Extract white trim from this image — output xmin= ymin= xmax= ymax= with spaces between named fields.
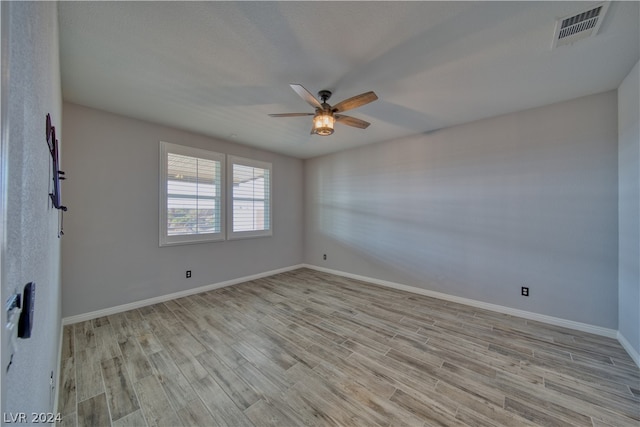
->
xmin=62 ymin=264 xmax=305 ymax=325
xmin=617 ymin=331 xmax=640 ymax=368
xmin=54 ymin=321 xmax=64 ymax=414
xmin=302 ymin=264 xmax=619 ymax=339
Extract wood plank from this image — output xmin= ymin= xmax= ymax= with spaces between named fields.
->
xmin=435 ymin=380 xmax=538 ymax=427
xmin=112 ymin=410 xmax=148 ymax=427
xmin=75 ymin=347 xmax=103 ymax=402
xmin=134 ymin=374 xmax=183 ymax=427
xmin=118 ymin=335 xmax=153 ymax=381
xmin=177 ymin=355 xmax=209 ymax=384
xmin=176 ymin=398 xmax=217 ymax=427
xmin=544 ymin=378 xmax=640 ymax=421
xmin=389 ymin=388 xmax=466 ymax=427
xmin=195 ymin=350 xmax=261 ymax=410
xmin=58 ymin=356 xmax=76 ymax=416
xmin=147 ymin=351 xmax=197 ymax=412
xmin=136 ymin=332 xmax=163 ymax=355
xmin=61 ymin=325 xmax=74 ymax=360
xmin=293 ymin=362 xmax=425 ymax=427
xmin=504 ymin=397 xmax=576 ymax=427
xmin=58 ymin=412 xmax=77 ymax=427
xmin=244 ymin=399 xmax=300 ymax=427
xmin=74 ymin=321 xmax=96 ymax=349
xmin=94 ymin=324 xmax=122 ymax=361
xmin=191 ymin=375 xmax=255 ymax=427
xmin=101 ymin=356 xmax=140 ymax=421
xmin=77 ymin=393 xmax=110 ymax=427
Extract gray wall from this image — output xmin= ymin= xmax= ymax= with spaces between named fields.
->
xmin=305 ymin=91 xmax=619 ymax=329
xmin=61 ymin=103 xmax=304 ymax=318
xmin=618 ymin=61 xmax=640 ymax=355
xmin=1 ymin=1 xmax=63 ymax=418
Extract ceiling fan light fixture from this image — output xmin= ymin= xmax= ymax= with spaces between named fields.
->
xmin=312 ymin=111 xmax=335 ymax=136
xmin=269 ymin=84 xmax=377 ymax=136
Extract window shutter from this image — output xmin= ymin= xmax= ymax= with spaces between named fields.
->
xmin=228 ymin=156 xmax=272 ymax=238
xmin=160 ymin=142 xmax=225 ymax=246
xmin=167 ymin=153 xmax=221 ymax=236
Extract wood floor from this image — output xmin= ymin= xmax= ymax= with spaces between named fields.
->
xmin=57 ymin=268 xmax=640 ymax=427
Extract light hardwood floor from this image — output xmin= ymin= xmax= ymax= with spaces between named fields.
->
xmin=57 ymin=268 xmax=640 ymax=426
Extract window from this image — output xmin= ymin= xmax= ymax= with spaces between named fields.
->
xmin=159 ymin=142 xmax=225 ymax=246
xmin=227 ymin=155 xmax=272 ymax=239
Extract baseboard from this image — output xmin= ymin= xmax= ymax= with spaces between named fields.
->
xmin=617 ymin=331 xmax=640 ymax=368
xmin=53 ymin=319 xmax=64 ymax=414
xmin=302 ymin=264 xmax=618 ymax=339
xmin=62 ymin=264 xmax=306 ymax=325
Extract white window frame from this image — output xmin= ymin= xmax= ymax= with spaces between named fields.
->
xmin=227 ymin=155 xmax=272 ymax=240
xmin=159 ymin=141 xmax=225 ymax=246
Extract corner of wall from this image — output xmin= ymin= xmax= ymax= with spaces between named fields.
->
xmin=617 ymin=59 xmax=640 ymax=362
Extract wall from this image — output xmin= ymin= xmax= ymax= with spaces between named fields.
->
xmin=618 ymin=60 xmax=640 ymax=359
xmin=61 ymin=103 xmax=304 ymax=318
xmin=1 ymin=1 xmax=63 ymax=418
xmin=305 ymin=91 xmax=619 ymax=329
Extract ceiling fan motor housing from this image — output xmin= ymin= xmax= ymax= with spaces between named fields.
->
xmin=318 ymin=90 xmax=332 ymax=103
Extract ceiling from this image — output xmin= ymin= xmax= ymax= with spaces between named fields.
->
xmin=58 ymin=1 xmax=639 ymax=159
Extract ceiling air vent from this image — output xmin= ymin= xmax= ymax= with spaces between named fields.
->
xmin=552 ymin=2 xmax=610 ymax=49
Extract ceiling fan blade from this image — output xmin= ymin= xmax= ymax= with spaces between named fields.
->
xmin=290 ymin=84 xmax=323 ymax=109
xmin=332 ymin=91 xmax=378 ymax=113
xmin=268 ymin=113 xmax=315 ymax=117
xmin=335 ymin=114 xmax=371 ymax=129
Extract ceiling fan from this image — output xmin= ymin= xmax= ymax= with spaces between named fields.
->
xmin=269 ymin=84 xmax=378 ymax=136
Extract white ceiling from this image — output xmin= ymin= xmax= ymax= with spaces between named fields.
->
xmin=58 ymin=1 xmax=639 ymax=159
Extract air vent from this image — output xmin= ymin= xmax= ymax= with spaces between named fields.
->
xmin=552 ymin=2 xmax=610 ymax=49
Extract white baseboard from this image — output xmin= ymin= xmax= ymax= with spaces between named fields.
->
xmin=302 ymin=264 xmax=619 ymax=339
xmin=54 ymin=319 xmax=64 ymax=415
xmin=62 ymin=264 xmax=306 ymax=325
xmin=617 ymin=331 xmax=640 ymax=368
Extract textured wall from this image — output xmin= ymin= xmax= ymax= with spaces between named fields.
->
xmin=305 ymin=91 xmax=619 ymax=328
xmin=618 ymin=61 xmax=640 ymax=356
xmin=2 ymin=1 xmax=63 ymax=417
xmin=61 ymin=103 xmax=304 ymax=318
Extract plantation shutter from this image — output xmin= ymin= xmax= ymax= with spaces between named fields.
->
xmin=160 ymin=142 xmax=225 ymax=246
xmin=229 ymin=156 xmax=272 ymax=238
xmin=167 ymin=153 xmax=221 ymax=236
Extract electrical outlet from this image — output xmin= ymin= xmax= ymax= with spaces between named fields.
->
xmin=323 ymin=254 xmax=327 ymax=260
xmin=521 ymin=286 xmax=529 ymax=297
xmin=186 ymin=270 xmax=192 ymax=279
